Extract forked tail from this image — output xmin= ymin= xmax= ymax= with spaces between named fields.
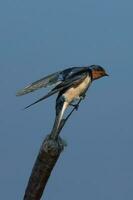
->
xmin=50 ymin=102 xmax=68 ymax=140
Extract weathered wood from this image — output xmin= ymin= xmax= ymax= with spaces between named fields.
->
xmin=23 ymin=135 xmax=65 ymax=200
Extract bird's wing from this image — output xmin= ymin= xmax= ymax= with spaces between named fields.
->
xmin=24 ymin=73 xmax=88 ymax=109
xmin=52 ymin=73 xmax=87 ymax=90
xmin=16 ymin=71 xmax=63 ymax=96
xmin=16 ymin=67 xmax=87 ymax=96
xmin=61 ymin=66 xmax=87 ymax=79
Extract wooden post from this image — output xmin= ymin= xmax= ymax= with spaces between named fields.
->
xmin=23 ymin=135 xmax=65 ymax=200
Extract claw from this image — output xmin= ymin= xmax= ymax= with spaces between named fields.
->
xmin=81 ymin=93 xmax=86 ymax=99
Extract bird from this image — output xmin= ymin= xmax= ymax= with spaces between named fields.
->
xmin=16 ymin=65 xmax=108 ymax=139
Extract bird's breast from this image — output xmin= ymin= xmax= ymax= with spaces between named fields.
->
xmin=63 ymin=76 xmax=91 ymax=103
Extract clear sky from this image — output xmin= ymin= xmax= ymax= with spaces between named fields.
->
xmin=0 ymin=0 xmax=133 ymax=199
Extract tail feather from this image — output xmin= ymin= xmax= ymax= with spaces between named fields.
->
xmin=24 ymin=90 xmax=58 ymax=109
xmin=50 ymin=102 xmax=68 ymax=139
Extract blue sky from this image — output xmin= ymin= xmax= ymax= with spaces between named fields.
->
xmin=0 ymin=0 xmax=133 ymax=199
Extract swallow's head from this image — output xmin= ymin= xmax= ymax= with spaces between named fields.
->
xmin=89 ymin=65 xmax=109 ymax=80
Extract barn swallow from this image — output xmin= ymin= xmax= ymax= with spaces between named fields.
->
xmin=16 ymin=65 xmax=108 ymax=139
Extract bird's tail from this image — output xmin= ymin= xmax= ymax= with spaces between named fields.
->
xmin=24 ymin=90 xmax=58 ymax=109
xmin=50 ymin=102 xmax=68 ymax=140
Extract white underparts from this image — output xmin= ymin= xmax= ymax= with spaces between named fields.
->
xmin=62 ymin=75 xmax=91 ymax=104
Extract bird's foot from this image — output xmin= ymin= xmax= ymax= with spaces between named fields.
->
xmin=81 ymin=93 xmax=86 ymax=99
xmin=70 ymin=103 xmax=79 ymax=111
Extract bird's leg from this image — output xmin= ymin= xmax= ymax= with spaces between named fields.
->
xmin=70 ymin=103 xmax=79 ymax=110
xmin=81 ymin=93 xmax=86 ymax=99
xmin=70 ymin=94 xmax=86 ymax=110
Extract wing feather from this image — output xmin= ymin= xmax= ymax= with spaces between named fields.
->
xmin=24 ymin=73 xmax=87 ymax=109
xmin=16 ymin=71 xmax=62 ymax=96
xmin=16 ymin=66 xmax=88 ymax=96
